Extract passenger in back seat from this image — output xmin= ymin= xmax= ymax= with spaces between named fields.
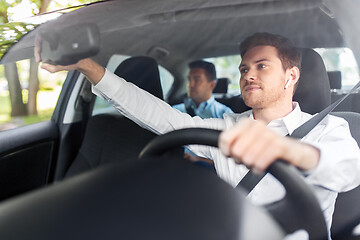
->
xmin=172 ymin=60 xmax=233 ymax=167
xmin=172 ymin=60 xmax=233 ymax=118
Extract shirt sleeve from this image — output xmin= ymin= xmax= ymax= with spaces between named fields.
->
xmin=92 ymin=69 xmax=226 ymax=136
xmin=172 ymin=103 xmax=186 ymax=113
xmin=223 ymin=105 xmax=234 ymax=114
xmin=302 ymin=116 xmax=360 ymax=193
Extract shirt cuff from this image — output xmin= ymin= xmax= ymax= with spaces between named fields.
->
xmin=92 ymin=69 xmax=124 ymax=100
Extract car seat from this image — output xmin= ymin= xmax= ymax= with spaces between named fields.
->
xmin=330 ymin=111 xmax=360 ymax=240
xmin=328 ymin=71 xmax=342 ymax=91
xmin=213 ymin=77 xmax=229 ymax=94
xmin=293 ymin=49 xmax=360 ymax=240
xmin=65 ymin=56 xmax=162 ymax=178
xmin=293 ymin=48 xmax=332 ymax=114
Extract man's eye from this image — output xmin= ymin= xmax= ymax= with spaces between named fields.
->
xmin=240 ymin=68 xmax=248 ymax=74
xmin=258 ymin=64 xmax=266 ymax=69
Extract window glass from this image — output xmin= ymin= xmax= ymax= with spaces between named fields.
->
xmin=205 ymin=55 xmax=241 ymax=95
xmin=314 ymin=48 xmax=359 ymax=90
xmin=159 ymin=65 xmax=174 ymax=98
xmin=92 ymin=54 xmax=174 ymax=115
xmin=0 ymin=59 xmax=65 ymax=131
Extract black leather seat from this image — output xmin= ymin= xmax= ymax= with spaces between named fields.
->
xmin=114 ymin=56 xmax=164 ymax=100
xmin=330 ymin=112 xmax=360 ymax=240
xmin=213 ymin=77 xmax=229 ymax=94
xmin=293 ymin=49 xmax=360 ymax=239
xmin=65 ymin=56 xmax=162 ymax=178
xmin=328 ymin=71 xmax=342 ymax=90
xmin=293 ymin=48 xmax=331 ymax=114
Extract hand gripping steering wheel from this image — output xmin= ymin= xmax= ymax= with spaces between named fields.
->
xmin=140 ymin=128 xmax=328 ymax=240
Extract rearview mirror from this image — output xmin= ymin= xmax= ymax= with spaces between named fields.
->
xmin=39 ymin=22 xmax=100 ymax=65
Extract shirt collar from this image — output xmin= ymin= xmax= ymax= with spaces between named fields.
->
xmin=248 ymin=102 xmax=303 ymax=135
xmin=282 ymin=102 xmax=303 ymax=135
xmin=185 ymin=95 xmax=215 ymax=109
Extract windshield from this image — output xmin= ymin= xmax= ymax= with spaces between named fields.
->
xmin=0 ymin=3 xmax=97 ymax=61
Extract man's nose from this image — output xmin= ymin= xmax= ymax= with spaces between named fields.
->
xmin=243 ymin=69 xmax=256 ymax=82
xmin=188 ymin=79 xmax=195 ymax=88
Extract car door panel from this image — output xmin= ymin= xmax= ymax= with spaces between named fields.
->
xmin=0 ymin=121 xmax=58 ymax=201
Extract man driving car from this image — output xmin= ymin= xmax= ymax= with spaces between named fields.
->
xmin=36 ymin=32 xmax=360 ymax=238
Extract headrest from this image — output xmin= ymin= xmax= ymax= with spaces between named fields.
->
xmin=114 ymin=56 xmax=164 ymax=100
xmin=293 ymin=48 xmax=331 ymax=114
xmin=213 ymin=78 xmax=229 ymax=93
xmin=328 ymin=71 xmax=342 ymax=90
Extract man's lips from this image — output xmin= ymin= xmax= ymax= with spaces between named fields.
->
xmin=244 ymin=85 xmax=261 ymax=92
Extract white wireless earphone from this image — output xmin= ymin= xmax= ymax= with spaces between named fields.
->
xmin=284 ymin=77 xmax=292 ymax=89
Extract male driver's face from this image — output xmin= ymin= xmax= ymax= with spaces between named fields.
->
xmin=239 ymin=45 xmax=287 ymax=109
xmin=187 ymin=68 xmax=214 ymax=105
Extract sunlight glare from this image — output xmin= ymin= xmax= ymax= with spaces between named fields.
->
xmin=7 ymin=0 xmax=34 ymax=22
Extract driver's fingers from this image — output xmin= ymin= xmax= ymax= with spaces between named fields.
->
xmin=248 ymin=136 xmax=285 ymax=171
xmin=229 ymin=120 xmax=266 ymax=164
xmin=40 ymin=63 xmax=77 ymax=73
xmin=219 ymin=118 xmax=288 ymax=171
xmin=34 ymin=35 xmax=42 ymax=63
xmin=218 ymin=118 xmax=252 ymax=156
xmin=240 ymin=127 xmax=275 ymax=169
xmin=219 ymin=119 xmax=267 ymax=159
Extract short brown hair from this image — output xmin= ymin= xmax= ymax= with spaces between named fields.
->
xmin=240 ymin=32 xmax=301 ymax=71
xmin=189 ymin=60 xmax=217 ymax=81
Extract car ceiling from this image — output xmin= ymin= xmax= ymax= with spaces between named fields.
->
xmin=0 ymin=0 xmax=356 ymax=70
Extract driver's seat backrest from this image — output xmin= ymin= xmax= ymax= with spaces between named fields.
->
xmin=293 ymin=48 xmax=331 ymax=114
xmin=330 ymin=111 xmax=360 ymax=239
xmin=65 ymin=56 xmax=162 ymax=178
xmin=114 ymin=56 xmax=164 ymax=100
xmin=293 ymin=49 xmax=360 ymax=237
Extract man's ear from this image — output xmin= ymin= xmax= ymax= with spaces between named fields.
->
xmin=210 ymin=80 xmax=217 ymax=90
xmin=287 ymin=66 xmax=300 ymax=87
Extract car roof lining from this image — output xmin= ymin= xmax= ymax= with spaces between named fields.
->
xmin=0 ymin=0 xmax=346 ymax=66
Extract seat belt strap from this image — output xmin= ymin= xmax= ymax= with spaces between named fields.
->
xmin=291 ymin=81 xmax=360 ymax=138
xmin=185 ymin=105 xmax=196 ymax=117
xmin=236 ymin=81 xmax=360 ymax=193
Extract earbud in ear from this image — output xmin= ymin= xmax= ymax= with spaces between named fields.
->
xmin=285 ymin=77 xmax=292 ymax=89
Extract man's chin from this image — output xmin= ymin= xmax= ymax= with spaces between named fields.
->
xmin=243 ymin=98 xmax=263 ymax=109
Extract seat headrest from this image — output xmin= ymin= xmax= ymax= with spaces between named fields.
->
xmin=328 ymin=71 xmax=342 ymax=90
xmin=213 ymin=78 xmax=229 ymax=94
xmin=114 ymin=56 xmax=164 ymax=100
xmin=293 ymin=48 xmax=331 ymax=114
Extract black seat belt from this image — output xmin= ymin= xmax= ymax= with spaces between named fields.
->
xmin=236 ymin=81 xmax=360 ymax=193
xmin=185 ymin=105 xmax=196 ymax=117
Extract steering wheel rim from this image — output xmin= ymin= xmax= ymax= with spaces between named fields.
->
xmin=140 ymin=128 xmax=328 ymax=240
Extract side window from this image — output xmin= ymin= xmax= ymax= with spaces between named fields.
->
xmin=92 ymin=54 xmax=174 ymax=115
xmin=158 ymin=65 xmax=174 ymax=100
xmin=0 ymin=59 xmax=65 ymax=131
xmin=314 ymin=48 xmax=360 ymax=90
xmin=205 ymin=55 xmax=242 ymax=95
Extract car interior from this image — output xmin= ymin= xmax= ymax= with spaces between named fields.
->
xmin=0 ymin=0 xmax=360 ymax=239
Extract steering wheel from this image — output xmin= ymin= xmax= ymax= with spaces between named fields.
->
xmin=140 ymin=128 xmax=328 ymax=240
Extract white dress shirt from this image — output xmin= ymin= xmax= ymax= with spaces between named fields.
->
xmin=93 ymin=69 xmax=360 ymax=237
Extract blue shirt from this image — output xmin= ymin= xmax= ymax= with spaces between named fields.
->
xmin=172 ymin=96 xmax=233 ymax=119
